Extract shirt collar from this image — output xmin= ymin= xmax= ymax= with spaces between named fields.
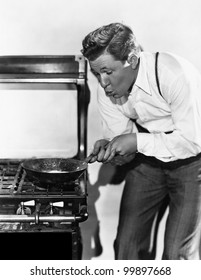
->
xmin=132 ymin=52 xmax=152 ymax=96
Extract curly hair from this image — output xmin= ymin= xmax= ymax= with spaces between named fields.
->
xmin=81 ymin=22 xmax=141 ymax=61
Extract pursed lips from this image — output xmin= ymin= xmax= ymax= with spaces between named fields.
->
xmin=105 ymin=90 xmax=114 ymax=97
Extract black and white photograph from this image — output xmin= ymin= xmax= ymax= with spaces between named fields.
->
xmin=0 ymin=0 xmax=201 ymax=278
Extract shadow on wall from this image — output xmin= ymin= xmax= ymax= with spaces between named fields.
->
xmin=80 ymin=163 xmax=117 ymax=259
xmin=81 ymin=161 xmax=171 ymax=260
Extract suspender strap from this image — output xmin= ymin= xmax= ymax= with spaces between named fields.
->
xmin=155 ymin=52 xmax=163 ymax=97
xmin=133 ymin=52 xmax=174 ymax=134
xmin=135 ymin=52 xmax=172 ymax=134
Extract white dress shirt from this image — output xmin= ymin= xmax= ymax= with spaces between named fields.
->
xmin=97 ymin=51 xmax=201 ymax=162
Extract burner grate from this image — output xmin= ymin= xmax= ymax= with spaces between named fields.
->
xmin=0 ymin=160 xmax=22 ymax=189
xmin=0 ymin=160 xmax=86 ymax=197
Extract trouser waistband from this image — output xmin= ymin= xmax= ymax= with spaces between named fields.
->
xmin=135 ymin=152 xmax=201 ymax=169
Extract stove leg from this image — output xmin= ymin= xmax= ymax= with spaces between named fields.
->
xmin=71 ymin=223 xmax=82 ymax=260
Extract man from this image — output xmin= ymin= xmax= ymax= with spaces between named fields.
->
xmin=81 ymin=22 xmax=201 ymax=259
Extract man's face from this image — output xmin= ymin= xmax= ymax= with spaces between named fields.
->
xmin=89 ymin=52 xmax=134 ymax=99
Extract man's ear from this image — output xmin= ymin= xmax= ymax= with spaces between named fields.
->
xmin=127 ymin=53 xmax=139 ymax=69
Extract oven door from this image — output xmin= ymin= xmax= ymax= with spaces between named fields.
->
xmin=0 ymin=225 xmax=82 ymax=260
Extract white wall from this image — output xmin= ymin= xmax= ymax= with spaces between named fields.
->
xmin=0 ymin=0 xmax=201 ymax=259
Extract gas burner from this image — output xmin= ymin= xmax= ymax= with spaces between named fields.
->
xmin=0 ymin=160 xmax=86 ymax=197
xmin=0 ymin=159 xmax=88 ymax=220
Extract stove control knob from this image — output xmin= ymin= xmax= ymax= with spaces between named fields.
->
xmin=24 ymin=200 xmax=35 ymax=206
xmin=51 ymin=201 xmax=64 ymax=208
xmin=49 ymin=202 xmax=64 ymax=215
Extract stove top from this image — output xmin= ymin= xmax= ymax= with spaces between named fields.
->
xmin=0 ymin=159 xmax=87 ymax=198
xmin=0 ymin=159 xmax=88 ymax=225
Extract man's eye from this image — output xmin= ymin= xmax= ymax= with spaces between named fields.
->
xmin=106 ymin=71 xmax=112 ymax=75
xmin=92 ymin=71 xmax=99 ymax=77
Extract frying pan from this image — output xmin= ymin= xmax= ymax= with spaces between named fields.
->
xmin=21 ymin=158 xmax=88 ymax=185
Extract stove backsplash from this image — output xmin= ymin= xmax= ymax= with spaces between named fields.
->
xmin=0 ymin=87 xmax=78 ymax=158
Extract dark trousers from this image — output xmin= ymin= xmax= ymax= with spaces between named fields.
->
xmin=114 ymin=155 xmax=201 ymax=260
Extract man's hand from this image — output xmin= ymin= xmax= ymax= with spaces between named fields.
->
xmin=86 ymin=139 xmax=110 ymax=163
xmin=103 ymin=133 xmax=137 ymax=162
xmin=86 ymin=134 xmax=137 ymax=165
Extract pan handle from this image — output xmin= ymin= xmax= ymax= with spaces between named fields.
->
xmin=84 ymin=153 xmax=95 ymax=163
xmin=84 ymin=142 xmax=110 ymax=163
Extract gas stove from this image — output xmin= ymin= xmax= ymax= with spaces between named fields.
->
xmin=0 ymin=54 xmax=89 ymax=260
xmin=0 ymin=159 xmax=88 ymax=222
xmin=0 ymin=159 xmax=88 ymax=260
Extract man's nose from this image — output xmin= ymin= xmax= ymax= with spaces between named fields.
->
xmin=99 ymin=74 xmax=109 ymax=88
